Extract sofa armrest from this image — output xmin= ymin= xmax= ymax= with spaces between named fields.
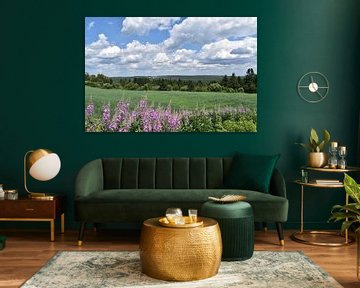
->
xmin=75 ymin=159 xmax=104 ymax=199
xmin=269 ymin=168 xmax=287 ymax=198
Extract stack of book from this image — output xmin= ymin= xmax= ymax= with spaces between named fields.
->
xmin=314 ymin=179 xmax=341 ymax=185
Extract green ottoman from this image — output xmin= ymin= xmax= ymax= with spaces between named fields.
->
xmin=201 ymin=201 xmax=254 ymax=261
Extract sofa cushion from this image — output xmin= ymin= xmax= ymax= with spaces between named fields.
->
xmin=75 ymin=188 xmax=288 ymax=222
xmin=224 ymin=153 xmax=280 ymax=193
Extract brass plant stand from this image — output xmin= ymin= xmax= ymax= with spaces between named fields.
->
xmin=291 ymin=166 xmax=359 ymax=246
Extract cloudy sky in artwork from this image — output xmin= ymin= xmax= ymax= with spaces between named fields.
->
xmin=85 ymin=17 xmax=257 ymax=77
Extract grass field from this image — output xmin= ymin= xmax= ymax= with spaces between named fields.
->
xmin=85 ymin=86 xmax=257 ymax=114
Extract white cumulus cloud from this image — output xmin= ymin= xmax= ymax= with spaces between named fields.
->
xmin=87 ymin=21 xmax=95 ymax=30
xmin=99 ymin=46 xmax=121 ymax=58
xmin=121 ymin=17 xmax=181 ymax=35
xmin=199 ymin=37 xmax=257 ymax=63
xmin=154 ymin=52 xmax=170 ymax=64
xmin=85 ymin=17 xmax=257 ymax=76
xmin=164 ymin=17 xmax=257 ymax=50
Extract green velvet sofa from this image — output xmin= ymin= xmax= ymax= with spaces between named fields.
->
xmin=74 ymin=157 xmax=288 ymax=245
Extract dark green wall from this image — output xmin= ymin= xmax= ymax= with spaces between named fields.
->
xmin=1 ymin=0 xmax=359 ymax=230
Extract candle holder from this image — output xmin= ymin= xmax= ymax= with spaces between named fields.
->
xmin=328 ymin=142 xmax=338 ymax=169
xmin=337 ymin=146 xmax=347 ymax=169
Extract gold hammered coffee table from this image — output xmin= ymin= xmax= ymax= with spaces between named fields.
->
xmin=139 ymin=217 xmax=222 ymax=281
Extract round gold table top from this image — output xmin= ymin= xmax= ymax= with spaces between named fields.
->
xmin=143 ymin=216 xmax=217 ymax=229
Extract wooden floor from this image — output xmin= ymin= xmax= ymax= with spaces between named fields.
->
xmin=0 ymin=228 xmax=358 ymax=288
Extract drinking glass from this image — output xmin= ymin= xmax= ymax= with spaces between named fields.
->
xmin=166 ymin=208 xmax=182 ymax=224
xmin=188 ymin=209 xmax=198 ymax=223
xmin=301 ymin=169 xmax=308 ymax=183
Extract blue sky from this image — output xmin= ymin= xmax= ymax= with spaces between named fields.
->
xmin=85 ymin=17 xmax=257 ymax=77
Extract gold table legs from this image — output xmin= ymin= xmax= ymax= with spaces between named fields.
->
xmin=291 ymin=185 xmax=354 ymax=246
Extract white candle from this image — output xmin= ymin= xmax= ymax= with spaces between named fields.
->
xmin=339 ymin=146 xmax=346 ymax=153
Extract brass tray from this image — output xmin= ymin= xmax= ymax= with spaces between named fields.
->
xmin=159 ymin=216 xmax=204 ymax=228
xmin=208 ymin=194 xmax=246 ymax=203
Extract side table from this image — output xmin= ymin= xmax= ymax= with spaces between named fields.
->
xmin=140 ymin=217 xmax=222 ymax=281
xmin=0 ymin=195 xmax=66 ymax=241
xmin=291 ymin=166 xmax=359 ymax=246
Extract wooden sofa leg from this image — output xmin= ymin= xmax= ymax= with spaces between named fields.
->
xmin=276 ymin=222 xmax=285 ymax=246
xmin=262 ymin=222 xmax=268 ymax=232
xmin=78 ymin=222 xmax=86 ymax=246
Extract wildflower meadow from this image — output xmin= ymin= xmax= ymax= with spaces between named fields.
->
xmin=85 ymin=98 xmax=256 ymax=133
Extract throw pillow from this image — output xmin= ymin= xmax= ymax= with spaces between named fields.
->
xmin=224 ymin=153 xmax=280 ymax=193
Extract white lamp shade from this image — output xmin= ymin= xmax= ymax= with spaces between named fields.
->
xmin=29 ymin=153 xmax=61 ymax=181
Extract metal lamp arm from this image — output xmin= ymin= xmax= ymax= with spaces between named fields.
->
xmin=24 ymin=150 xmax=33 ymax=194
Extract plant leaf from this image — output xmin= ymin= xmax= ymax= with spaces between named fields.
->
xmin=295 ymin=142 xmax=312 ymax=152
xmin=341 ymin=220 xmax=358 ymax=234
xmin=317 ymin=140 xmax=325 ymax=152
xmin=344 ymin=173 xmax=360 ymax=204
xmin=310 ymin=128 xmax=319 ymax=144
xmin=329 ymin=211 xmax=357 ymax=221
xmin=308 ymin=137 xmax=317 ymax=152
xmin=331 ymin=203 xmax=360 ymax=215
xmin=323 ymin=129 xmax=330 ymax=144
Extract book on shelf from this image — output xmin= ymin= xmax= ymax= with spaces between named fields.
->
xmin=314 ymin=179 xmax=341 ymax=184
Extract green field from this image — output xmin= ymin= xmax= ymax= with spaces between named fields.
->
xmin=85 ymin=86 xmax=257 ymax=114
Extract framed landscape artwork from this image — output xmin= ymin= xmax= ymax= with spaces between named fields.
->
xmin=85 ymin=17 xmax=257 ymax=132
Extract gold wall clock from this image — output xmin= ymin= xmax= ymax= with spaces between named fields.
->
xmin=297 ymin=72 xmax=329 ymax=103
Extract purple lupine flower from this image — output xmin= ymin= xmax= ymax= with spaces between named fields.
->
xmin=85 ymin=102 xmax=95 ymax=117
xmin=102 ymin=103 xmax=111 ymax=129
xmin=150 ymin=109 xmax=162 ymax=132
xmin=168 ymin=114 xmax=181 ymax=131
xmin=108 ymin=101 xmax=129 ymax=132
xmin=139 ymin=99 xmax=147 ymax=109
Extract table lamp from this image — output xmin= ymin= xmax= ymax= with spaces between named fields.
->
xmin=24 ymin=148 xmax=61 ymax=199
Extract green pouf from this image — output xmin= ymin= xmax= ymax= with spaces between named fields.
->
xmin=0 ymin=236 xmax=6 ymax=250
xmin=201 ymin=201 xmax=254 ymax=261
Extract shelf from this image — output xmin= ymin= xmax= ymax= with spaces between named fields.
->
xmin=294 ymin=180 xmax=344 ymax=188
xmin=301 ymin=166 xmax=360 ymax=173
xmin=292 ymin=166 xmax=356 ymax=247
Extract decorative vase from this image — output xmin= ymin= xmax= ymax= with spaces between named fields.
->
xmin=308 ymin=152 xmax=328 ymax=168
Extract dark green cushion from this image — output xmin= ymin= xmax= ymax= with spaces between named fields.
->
xmin=75 ymin=188 xmax=288 ymax=222
xmin=201 ymin=201 xmax=253 ymax=218
xmin=224 ymin=153 xmax=280 ymax=193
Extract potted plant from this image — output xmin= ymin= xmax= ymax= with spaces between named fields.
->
xmin=297 ymin=128 xmax=330 ymax=167
xmin=329 ymin=173 xmax=360 ymax=233
xmin=329 ymin=173 xmax=360 ymax=279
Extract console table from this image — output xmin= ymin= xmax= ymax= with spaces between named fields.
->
xmin=0 ymin=195 xmax=65 ymax=241
xmin=291 ymin=166 xmax=359 ymax=246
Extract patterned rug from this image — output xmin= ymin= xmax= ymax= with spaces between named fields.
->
xmin=21 ymin=251 xmax=342 ymax=288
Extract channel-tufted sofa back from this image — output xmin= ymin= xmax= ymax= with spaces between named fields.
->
xmin=102 ymin=157 xmax=233 ymax=190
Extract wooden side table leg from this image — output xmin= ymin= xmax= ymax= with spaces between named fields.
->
xmin=50 ymin=219 xmax=55 ymax=242
xmin=61 ymin=213 xmax=65 ymax=234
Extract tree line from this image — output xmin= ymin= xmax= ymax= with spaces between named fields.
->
xmin=85 ymin=68 xmax=257 ymax=93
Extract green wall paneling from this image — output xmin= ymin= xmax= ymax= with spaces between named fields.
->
xmin=0 ymin=0 xmax=359 ymax=230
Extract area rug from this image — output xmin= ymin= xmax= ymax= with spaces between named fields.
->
xmin=21 ymin=251 xmax=342 ymax=288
